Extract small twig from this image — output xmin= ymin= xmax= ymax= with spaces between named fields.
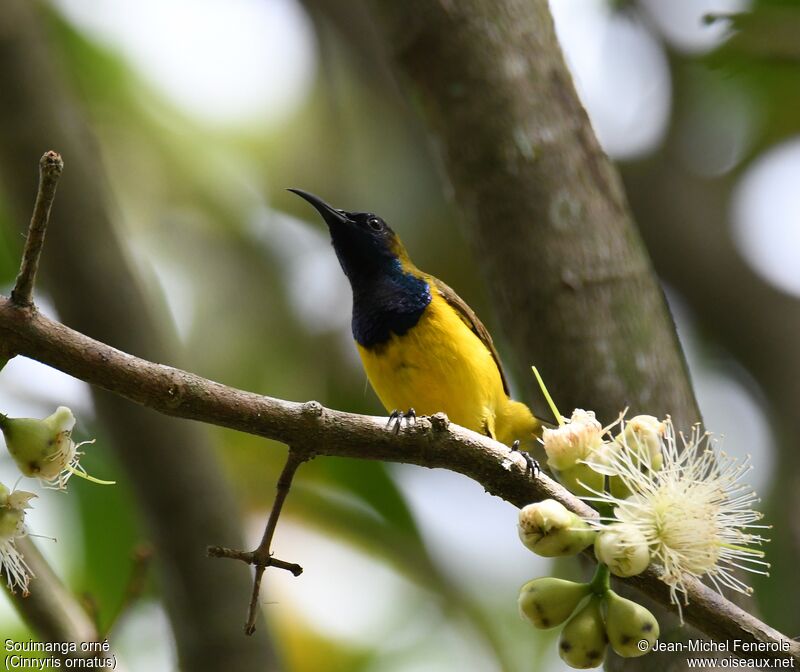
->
xmin=11 ymin=151 xmax=64 ymax=307
xmin=208 ymin=449 xmax=309 ymax=635
xmin=206 ymin=546 xmax=303 ymax=574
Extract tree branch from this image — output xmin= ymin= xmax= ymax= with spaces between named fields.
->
xmin=6 ymin=537 xmax=117 ymax=667
xmin=0 ymin=2 xmax=278 ymax=666
xmin=358 ymin=3 xmax=705 ymax=667
xmin=0 ymin=296 xmax=796 ymax=663
xmin=209 ymin=449 xmax=309 ymax=635
xmin=10 ymin=150 xmax=63 ymax=307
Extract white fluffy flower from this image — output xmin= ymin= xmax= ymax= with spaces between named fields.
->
xmin=584 ymin=418 xmax=769 ymax=617
xmin=0 ymin=483 xmax=36 ymax=594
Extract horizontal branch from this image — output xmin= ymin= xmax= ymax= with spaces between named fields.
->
xmin=0 ymin=295 xmax=796 ymax=663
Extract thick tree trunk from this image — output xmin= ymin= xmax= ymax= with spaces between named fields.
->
xmin=366 ymin=0 xmax=700 ymax=428
xmin=364 ymin=2 xmax=708 ymax=669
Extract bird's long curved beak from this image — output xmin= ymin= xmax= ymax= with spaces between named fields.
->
xmin=288 ymin=188 xmax=349 ymax=228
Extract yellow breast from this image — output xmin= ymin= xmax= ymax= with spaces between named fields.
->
xmin=357 ymin=292 xmax=538 ymax=446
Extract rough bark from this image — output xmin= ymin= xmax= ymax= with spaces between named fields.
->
xmin=366 ymin=0 xmax=700 ymax=428
xmin=360 ymin=2 xmax=719 ymax=669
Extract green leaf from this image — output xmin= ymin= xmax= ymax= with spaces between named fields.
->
xmin=70 ymin=429 xmax=145 ymax=633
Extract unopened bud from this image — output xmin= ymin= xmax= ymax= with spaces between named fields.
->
xmin=518 ymin=500 xmax=596 ymax=557
xmin=558 ymin=596 xmax=608 ymax=669
xmin=604 ymin=590 xmax=659 ymax=657
xmin=555 ymin=463 xmax=604 ymax=498
xmin=594 ymin=524 xmax=651 ymax=578
xmin=615 ymin=415 xmax=665 ymax=471
xmin=1 ymin=407 xmax=76 ymax=480
xmin=518 ymin=577 xmax=591 ymax=629
xmin=543 ymin=410 xmax=603 ymax=470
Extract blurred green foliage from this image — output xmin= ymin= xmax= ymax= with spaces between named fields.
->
xmin=0 ymin=0 xmax=799 ymax=670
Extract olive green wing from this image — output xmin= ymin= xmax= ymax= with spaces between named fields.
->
xmin=430 ymin=276 xmax=511 ymax=396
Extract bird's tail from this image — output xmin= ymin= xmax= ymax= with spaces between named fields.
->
xmin=496 ymin=399 xmax=542 ymax=449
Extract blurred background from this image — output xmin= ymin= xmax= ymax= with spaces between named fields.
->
xmin=0 ymin=0 xmax=798 ymax=670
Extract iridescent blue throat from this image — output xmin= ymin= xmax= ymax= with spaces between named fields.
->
xmin=350 ymin=259 xmax=431 ymax=348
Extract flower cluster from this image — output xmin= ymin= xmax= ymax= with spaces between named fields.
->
xmin=517 ymin=371 xmax=769 ymax=668
xmin=519 ymin=574 xmax=659 ymax=667
xmin=583 ymin=419 xmax=770 ymax=615
xmin=0 ymin=406 xmax=114 ymax=593
xmin=516 ymin=500 xmax=659 ymax=668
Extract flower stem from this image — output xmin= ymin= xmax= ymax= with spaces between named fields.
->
xmin=589 ymin=563 xmax=611 ymax=596
xmin=65 ymin=464 xmax=116 ymax=485
xmin=532 ymin=365 xmax=563 ymax=425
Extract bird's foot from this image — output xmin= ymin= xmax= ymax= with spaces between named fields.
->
xmin=511 ymin=439 xmax=540 ymax=478
xmin=387 ymin=408 xmax=416 ymax=435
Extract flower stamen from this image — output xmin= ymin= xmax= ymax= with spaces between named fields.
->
xmin=582 ymin=417 xmax=768 ymax=621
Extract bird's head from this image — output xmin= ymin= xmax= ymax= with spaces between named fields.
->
xmin=289 ymin=189 xmax=411 ymax=283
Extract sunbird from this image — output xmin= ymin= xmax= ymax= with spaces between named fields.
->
xmin=290 ymin=189 xmax=541 ymax=460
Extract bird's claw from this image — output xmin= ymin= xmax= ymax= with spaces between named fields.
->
xmin=511 ymin=439 xmax=540 ymax=478
xmin=387 ymin=408 xmax=416 ymax=435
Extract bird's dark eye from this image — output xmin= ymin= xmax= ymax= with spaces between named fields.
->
xmin=367 ymin=217 xmax=383 ymax=231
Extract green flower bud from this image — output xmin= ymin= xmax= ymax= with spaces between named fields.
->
xmin=518 ymin=577 xmax=591 ymax=629
xmin=0 ymin=508 xmax=24 ymax=541
xmin=555 ymin=463 xmax=604 ymax=498
xmin=518 ymin=500 xmax=596 ymax=557
xmin=615 ymin=415 xmax=665 ymax=471
xmin=558 ymin=596 xmax=608 ymax=669
xmin=583 ymin=442 xmax=631 ymax=498
xmin=604 ymin=590 xmax=659 ymax=657
xmin=543 ymin=410 xmax=603 ymax=471
xmin=1 ymin=407 xmax=76 ymax=480
xmin=608 ymin=475 xmax=630 ymax=499
xmin=0 ymin=408 xmax=112 ymax=489
xmin=0 ymin=486 xmax=35 ymax=542
xmin=594 ymin=524 xmax=651 ymax=577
